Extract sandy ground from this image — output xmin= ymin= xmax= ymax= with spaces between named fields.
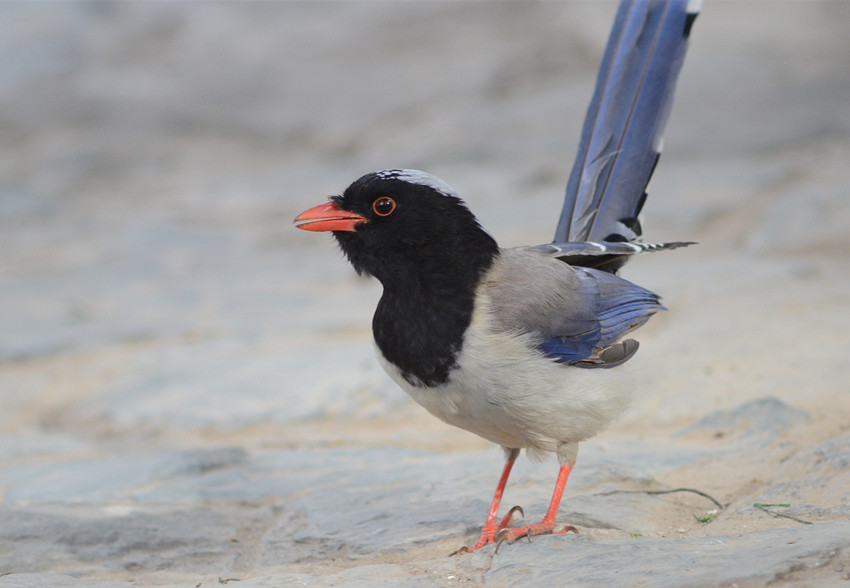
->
xmin=1 ymin=2 xmax=849 ymax=586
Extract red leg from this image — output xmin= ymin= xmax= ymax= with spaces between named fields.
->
xmin=495 ymin=462 xmax=577 ymax=546
xmin=453 ymin=450 xmax=522 ymax=554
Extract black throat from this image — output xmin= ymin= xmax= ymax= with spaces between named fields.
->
xmin=371 ymin=248 xmax=496 ymax=387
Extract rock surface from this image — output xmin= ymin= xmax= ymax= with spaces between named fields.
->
xmin=1 ymin=2 xmax=849 ymax=587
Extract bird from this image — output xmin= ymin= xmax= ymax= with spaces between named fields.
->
xmin=293 ymin=0 xmax=699 ymax=553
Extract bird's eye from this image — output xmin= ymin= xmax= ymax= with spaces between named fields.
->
xmin=372 ymin=197 xmax=396 ymax=217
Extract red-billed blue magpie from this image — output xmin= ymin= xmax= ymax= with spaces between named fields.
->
xmin=294 ymin=0 xmax=699 ymax=552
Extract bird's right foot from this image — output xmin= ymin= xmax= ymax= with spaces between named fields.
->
xmin=450 ymin=505 xmax=524 ymax=555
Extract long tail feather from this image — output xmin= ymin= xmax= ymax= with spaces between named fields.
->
xmin=554 ymin=0 xmax=699 ymax=245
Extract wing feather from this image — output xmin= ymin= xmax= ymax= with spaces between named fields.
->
xmin=484 ymin=249 xmax=664 ymax=367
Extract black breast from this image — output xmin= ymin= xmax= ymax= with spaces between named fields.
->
xmin=373 ymin=282 xmax=476 ymax=387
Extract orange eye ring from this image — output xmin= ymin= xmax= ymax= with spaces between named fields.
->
xmin=372 ymin=196 xmax=396 ymax=217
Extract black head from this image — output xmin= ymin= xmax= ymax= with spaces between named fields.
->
xmin=299 ymin=169 xmax=499 ymax=290
xmin=294 ymin=170 xmax=501 ymax=386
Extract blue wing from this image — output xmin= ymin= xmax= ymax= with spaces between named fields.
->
xmin=535 ymin=267 xmax=665 ymax=367
xmin=553 ymin=0 xmax=699 ymax=246
xmin=485 ymin=249 xmax=666 ymax=369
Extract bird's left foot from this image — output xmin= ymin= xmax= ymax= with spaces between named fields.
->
xmin=495 ymin=519 xmax=577 ymax=550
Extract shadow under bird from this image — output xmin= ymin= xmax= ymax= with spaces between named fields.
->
xmin=294 ymin=0 xmax=699 ymax=552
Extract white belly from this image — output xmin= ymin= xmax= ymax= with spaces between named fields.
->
xmin=375 ymin=295 xmax=633 ymax=462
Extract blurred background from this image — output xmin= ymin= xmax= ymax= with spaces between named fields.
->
xmin=1 ymin=1 xmax=849 ymax=581
xmin=2 ymin=0 xmax=848 ymax=435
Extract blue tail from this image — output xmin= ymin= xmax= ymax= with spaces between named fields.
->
xmin=553 ymin=0 xmax=699 ymax=249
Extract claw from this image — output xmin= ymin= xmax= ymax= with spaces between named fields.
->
xmin=463 ymin=502 xmax=529 ymax=554
xmin=498 ymin=505 xmax=524 ymax=529
xmin=449 ymin=545 xmax=470 ymax=557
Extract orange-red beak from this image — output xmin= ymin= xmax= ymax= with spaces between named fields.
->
xmin=293 ymin=201 xmax=367 ymax=232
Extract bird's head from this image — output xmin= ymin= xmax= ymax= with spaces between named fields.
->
xmin=294 ymin=170 xmax=499 ymax=287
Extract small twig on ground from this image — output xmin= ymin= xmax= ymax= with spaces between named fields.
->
xmin=597 ymin=487 xmax=725 ymax=511
xmin=753 ymin=503 xmax=813 ymax=525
